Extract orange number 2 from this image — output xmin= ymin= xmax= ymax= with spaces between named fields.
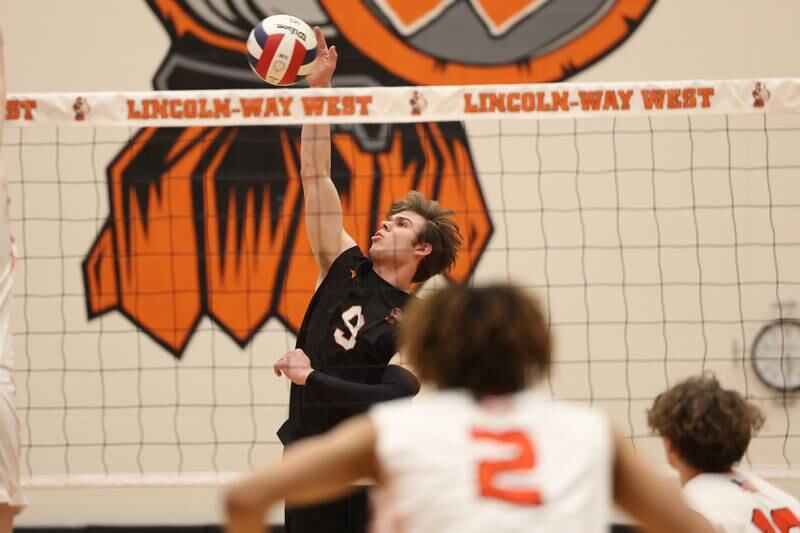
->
xmin=472 ymin=428 xmax=542 ymax=506
xmin=752 ymin=508 xmax=800 ymax=532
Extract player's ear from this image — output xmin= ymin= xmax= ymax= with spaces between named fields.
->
xmin=414 ymin=241 xmax=432 ymax=258
xmin=662 ymin=438 xmax=680 ymax=467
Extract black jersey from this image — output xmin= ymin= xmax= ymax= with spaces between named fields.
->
xmin=277 ymin=246 xmax=411 ymax=445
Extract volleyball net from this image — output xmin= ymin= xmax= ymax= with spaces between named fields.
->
xmin=4 ymin=78 xmax=800 ymax=488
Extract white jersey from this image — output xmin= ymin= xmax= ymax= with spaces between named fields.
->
xmin=683 ymin=471 xmax=800 ymax=533
xmin=0 ymin=24 xmax=25 ymax=511
xmin=369 ymin=390 xmax=613 ymax=533
xmin=0 ymin=23 xmax=15 ymax=372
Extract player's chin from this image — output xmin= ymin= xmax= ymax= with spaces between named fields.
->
xmin=368 ymin=241 xmax=392 ymax=259
xmin=368 ymin=241 xmax=381 ymax=257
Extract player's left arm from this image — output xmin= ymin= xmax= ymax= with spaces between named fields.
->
xmin=274 ymin=349 xmax=420 ymax=403
xmin=306 ymin=357 xmax=420 ymax=404
xmin=225 ymin=415 xmax=379 ymax=533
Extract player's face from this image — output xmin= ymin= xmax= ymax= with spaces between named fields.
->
xmin=369 ymin=210 xmax=430 ymax=264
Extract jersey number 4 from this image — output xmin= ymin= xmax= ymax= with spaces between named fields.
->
xmin=472 ymin=428 xmax=542 ymax=505
xmin=334 ymin=305 xmax=365 ymax=350
xmin=752 ymin=507 xmax=800 ymax=532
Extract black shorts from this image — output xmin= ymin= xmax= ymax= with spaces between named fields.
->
xmin=284 ymin=488 xmax=368 ymax=533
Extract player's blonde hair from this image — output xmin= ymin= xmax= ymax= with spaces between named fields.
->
xmin=399 ymin=283 xmax=550 ymax=395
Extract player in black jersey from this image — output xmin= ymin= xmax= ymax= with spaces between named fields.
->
xmin=272 ymin=27 xmax=462 ymax=533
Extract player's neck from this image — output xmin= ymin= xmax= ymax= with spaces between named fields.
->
xmin=676 ymin=461 xmax=704 ymax=486
xmin=372 ymin=259 xmax=415 ymax=292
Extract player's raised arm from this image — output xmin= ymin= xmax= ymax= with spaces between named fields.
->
xmin=301 ymin=27 xmax=356 ymax=280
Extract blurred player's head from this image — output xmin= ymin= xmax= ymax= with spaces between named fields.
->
xmin=399 ymin=283 xmax=550 ymax=395
xmin=369 ymin=191 xmax=461 ymax=283
xmin=647 ymin=374 xmax=765 ymax=474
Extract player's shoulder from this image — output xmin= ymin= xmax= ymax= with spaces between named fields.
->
xmin=683 ymin=471 xmax=790 ymax=508
xmin=520 ymin=392 xmax=609 ymax=430
xmin=684 ymin=472 xmax=739 ymax=498
xmin=738 ymin=470 xmax=800 ymax=506
xmin=319 ymin=246 xmax=366 ymax=285
xmin=369 ymin=390 xmax=466 ymax=427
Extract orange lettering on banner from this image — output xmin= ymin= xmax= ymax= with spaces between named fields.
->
xmin=666 ymin=89 xmax=682 ymax=109
xmin=355 ymin=95 xmax=372 ymax=115
xmin=488 ymin=93 xmax=505 ymax=112
xmin=682 ymin=89 xmax=697 ymax=108
xmin=698 ymin=87 xmax=715 ymax=107
xmin=466 ymin=91 xmax=568 ymax=114
xmin=552 ymin=91 xmax=570 ymax=111
xmin=522 ymin=92 xmax=535 ymax=111
xmin=240 ymin=98 xmax=263 ymax=117
xmin=263 ymin=98 xmax=280 ymax=117
xmin=6 ymin=99 xmax=38 ymax=121
xmin=129 ymin=98 xmax=232 ymax=120
xmin=602 ymin=90 xmax=619 ymax=110
xmin=618 ymin=90 xmax=633 ymax=110
xmin=464 ymin=94 xmax=479 ymax=113
xmin=302 ymin=96 xmax=327 ymax=116
xmin=184 ymin=99 xmax=199 ymax=118
xmin=127 ymin=100 xmax=141 ymax=119
xmin=169 ymin=99 xmax=183 ymax=119
xmin=301 ymin=96 xmax=372 ymax=116
xmin=536 ymin=92 xmax=550 ymax=112
xmin=663 ymin=88 xmax=717 ymax=109
xmin=151 ymin=99 xmax=169 ymax=119
xmin=642 ymin=87 xmax=715 ymax=110
xmin=279 ymin=96 xmax=292 ymax=116
xmin=342 ymin=96 xmax=356 ymax=115
xmin=240 ymin=97 xmax=291 ymax=118
xmin=326 ymin=96 xmax=342 ymax=116
xmin=578 ymin=91 xmax=603 ymax=111
xmin=605 ymin=90 xmax=630 ymax=110
xmin=641 ymin=89 xmax=665 ymax=110
xmin=199 ymin=99 xmax=212 ymax=118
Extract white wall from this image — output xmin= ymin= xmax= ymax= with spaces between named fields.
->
xmin=2 ymin=0 xmax=799 ymax=93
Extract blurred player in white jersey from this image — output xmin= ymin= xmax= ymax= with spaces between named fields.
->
xmin=226 ymin=283 xmax=713 ymax=533
xmin=0 ymin=25 xmax=27 ymax=533
xmin=648 ymin=374 xmax=800 ymax=532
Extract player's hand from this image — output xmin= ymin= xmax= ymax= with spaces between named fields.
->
xmin=274 ymin=349 xmax=313 ymax=385
xmin=306 ymin=26 xmax=337 ymax=88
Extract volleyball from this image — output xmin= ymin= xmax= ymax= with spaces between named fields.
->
xmin=246 ymin=15 xmax=317 ymax=86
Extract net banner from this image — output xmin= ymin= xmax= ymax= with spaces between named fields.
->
xmin=6 ymin=78 xmax=800 ymax=127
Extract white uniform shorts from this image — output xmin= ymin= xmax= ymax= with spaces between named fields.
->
xmin=0 ymin=372 xmax=26 ymax=510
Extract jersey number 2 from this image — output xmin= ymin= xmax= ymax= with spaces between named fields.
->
xmin=334 ymin=305 xmax=365 ymax=350
xmin=472 ymin=428 xmax=542 ymax=505
xmin=752 ymin=508 xmax=800 ymax=532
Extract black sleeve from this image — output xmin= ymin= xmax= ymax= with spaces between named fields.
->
xmin=320 ymin=245 xmax=365 ymax=283
xmin=304 ymin=364 xmax=421 ymax=412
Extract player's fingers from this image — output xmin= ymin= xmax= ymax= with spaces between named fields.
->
xmin=274 ymin=358 xmax=285 ymax=376
xmin=329 ymin=45 xmax=338 ymax=64
xmin=314 ymin=26 xmax=327 ymax=54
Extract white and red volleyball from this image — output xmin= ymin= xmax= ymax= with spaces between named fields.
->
xmin=247 ymin=15 xmax=317 ymax=86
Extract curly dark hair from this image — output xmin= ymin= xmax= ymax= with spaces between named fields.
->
xmin=398 ymin=283 xmax=550 ymax=395
xmin=647 ymin=374 xmax=765 ymax=472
